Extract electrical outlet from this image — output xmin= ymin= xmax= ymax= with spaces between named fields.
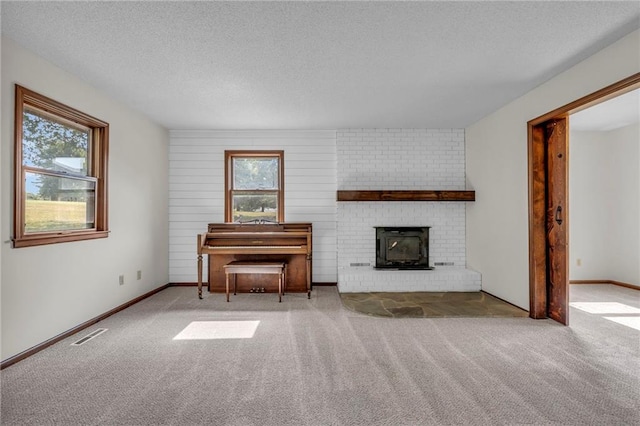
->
xmin=119 ymin=275 xmax=125 ymax=285
xmin=576 ymin=258 xmax=582 ymax=266
xmin=137 ymin=270 xmax=142 ymax=280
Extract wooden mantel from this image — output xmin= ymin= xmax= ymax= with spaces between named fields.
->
xmin=337 ymin=190 xmax=475 ymax=202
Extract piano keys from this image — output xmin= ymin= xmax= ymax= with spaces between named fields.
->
xmin=197 ymin=222 xmax=312 ymax=299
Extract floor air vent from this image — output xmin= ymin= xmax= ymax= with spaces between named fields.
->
xmin=71 ymin=328 xmax=108 ymax=346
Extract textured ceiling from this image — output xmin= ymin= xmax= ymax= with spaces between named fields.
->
xmin=2 ymin=1 xmax=639 ymax=130
xmin=571 ymin=89 xmax=639 ymax=132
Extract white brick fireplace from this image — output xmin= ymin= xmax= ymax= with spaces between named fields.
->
xmin=337 ymin=129 xmax=481 ymax=293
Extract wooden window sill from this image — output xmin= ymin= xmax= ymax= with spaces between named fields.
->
xmin=12 ymin=230 xmax=109 ymax=248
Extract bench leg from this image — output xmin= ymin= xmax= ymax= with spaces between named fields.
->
xmin=225 ymin=273 xmax=230 ymax=302
xmin=197 ymin=254 xmax=203 ymax=299
xmin=278 ymin=273 xmax=282 ymax=303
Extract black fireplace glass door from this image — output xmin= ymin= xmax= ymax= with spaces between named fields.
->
xmin=386 ymin=236 xmax=421 ymax=261
xmin=375 ymin=227 xmax=431 ymax=269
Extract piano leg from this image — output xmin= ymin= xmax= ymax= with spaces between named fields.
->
xmin=197 ymin=254 xmax=203 ymax=299
xmin=282 ymin=264 xmax=287 ymax=296
xmin=306 ymin=255 xmax=311 ymax=299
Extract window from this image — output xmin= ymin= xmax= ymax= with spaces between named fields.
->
xmin=13 ymin=85 xmax=109 ymax=248
xmin=225 ymin=151 xmax=284 ymax=223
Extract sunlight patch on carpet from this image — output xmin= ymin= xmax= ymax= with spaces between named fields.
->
xmin=603 ymin=316 xmax=640 ymax=331
xmin=173 ymin=321 xmax=260 ymax=340
xmin=569 ymin=302 xmax=640 ymax=314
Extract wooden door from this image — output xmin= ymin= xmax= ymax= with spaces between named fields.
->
xmin=528 ymin=73 xmax=639 ymax=325
xmin=545 ymin=118 xmax=569 ymax=324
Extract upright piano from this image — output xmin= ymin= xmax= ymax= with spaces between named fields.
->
xmin=197 ymin=222 xmax=312 ymax=299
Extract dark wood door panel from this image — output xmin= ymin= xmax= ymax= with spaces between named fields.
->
xmin=545 ymin=118 xmax=569 ymax=325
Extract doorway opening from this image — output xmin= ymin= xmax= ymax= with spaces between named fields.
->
xmin=527 ymin=73 xmax=640 ymax=325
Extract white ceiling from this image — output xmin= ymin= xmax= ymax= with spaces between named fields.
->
xmin=2 ymin=1 xmax=639 ymax=130
xmin=571 ymin=89 xmax=640 ymax=132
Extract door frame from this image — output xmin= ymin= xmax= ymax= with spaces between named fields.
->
xmin=528 ymin=72 xmax=640 ymax=321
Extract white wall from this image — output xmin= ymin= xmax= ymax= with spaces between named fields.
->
xmin=1 ymin=37 xmax=169 ymax=361
xmin=568 ymin=131 xmax=610 ymax=279
xmin=168 ymin=130 xmax=337 ymax=284
xmin=570 ymin=124 xmax=639 ymax=285
xmin=466 ymin=30 xmax=640 ymax=309
xmin=337 ymin=129 xmax=466 ymax=190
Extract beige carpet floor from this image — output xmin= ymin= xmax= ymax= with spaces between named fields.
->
xmin=2 ymin=285 xmax=638 ymax=425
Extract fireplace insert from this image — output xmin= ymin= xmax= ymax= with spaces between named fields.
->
xmin=375 ymin=226 xmax=432 ymax=269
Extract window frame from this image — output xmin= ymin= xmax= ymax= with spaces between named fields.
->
xmin=13 ymin=85 xmax=109 ymax=248
xmin=225 ymin=150 xmax=284 ymax=223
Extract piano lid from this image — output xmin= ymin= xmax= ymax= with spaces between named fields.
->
xmin=207 ymin=222 xmax=312 ymax=233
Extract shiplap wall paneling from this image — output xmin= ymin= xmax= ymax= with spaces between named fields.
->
xmin=169 ymin=130 xmax=337 ymax=284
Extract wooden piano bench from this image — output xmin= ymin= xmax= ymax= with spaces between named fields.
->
xmin=223 ymin=261 xmax=287 ymax=303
